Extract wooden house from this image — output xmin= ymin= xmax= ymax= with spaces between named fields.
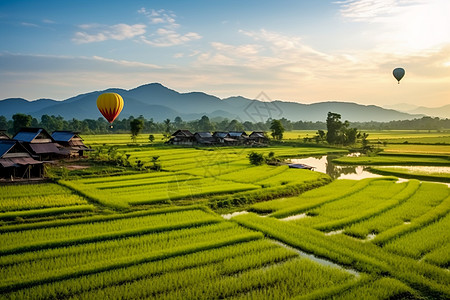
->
xmin=0 ymin=140 xmax=44 ymax=180
xmin=194 ymin=132 xmax=215 ymax=145
xmin=13 ymin=128 xmax=69 ymax=160
xmin=213 ymin=132 xmax=238 ymax=145
xmin=0 ymin=130 xmax=10 ymax=140
xmin=51 ymin=131 xmax=91 ymax=157
xmin=228 ymin=131 xmax=249 ymax=143
xmin=249 ymin=131 xmax=268 ymax=144
xmin=168 ymin=130 xmax=195 ymax=145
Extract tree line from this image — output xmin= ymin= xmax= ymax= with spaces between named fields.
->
xmin=0 ymin=113 xmax=448 ymax=137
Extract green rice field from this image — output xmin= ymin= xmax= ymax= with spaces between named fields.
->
xmin=0 ymin=132 xmax=448 ymax=299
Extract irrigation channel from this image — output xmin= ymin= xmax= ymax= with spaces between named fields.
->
xmin=290 ymin=154 xmax=450 ymax=185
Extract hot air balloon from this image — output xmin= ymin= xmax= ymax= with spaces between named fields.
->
xmin=96 ymin=93 xmax=124 ymax=128
xmin=393 ymin=68 xmax=405 ymax=84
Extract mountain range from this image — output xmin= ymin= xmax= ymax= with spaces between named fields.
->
xmin=1 ymin=83 xmax=446 ymax=123
xmin=384 ymin=103 xmax=450 ymax=119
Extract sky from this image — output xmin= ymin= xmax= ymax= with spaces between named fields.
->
xmin=1 ymin=0 xmax=449 ymax=108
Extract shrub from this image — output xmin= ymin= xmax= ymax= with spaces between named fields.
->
xmin=247 ymin=151 xmax=265 ymax=166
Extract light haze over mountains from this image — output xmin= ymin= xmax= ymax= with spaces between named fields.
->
xmin=2 ymin=83 xmax=446 ymax=123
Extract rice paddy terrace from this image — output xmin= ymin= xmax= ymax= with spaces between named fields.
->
xmin=0 ymin=134 xmax=449 ymax=299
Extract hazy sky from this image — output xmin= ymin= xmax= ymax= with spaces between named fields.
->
xmin=1 ymin=0 xmax=449 ymax=107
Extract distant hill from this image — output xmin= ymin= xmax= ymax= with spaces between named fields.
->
xmin=0 ymin=83 xmax=426 ymax=122
xmin=384 ymin=103 xmax=450 ymax=119
xmin=408 ymin=105 xmax=450 ymax=119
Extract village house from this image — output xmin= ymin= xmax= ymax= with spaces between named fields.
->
xmin=212 ymin=132 xmax=237 ymax=145
xmin=12 ymin=128 xmax=69 ymax=161
xmin=51 ymin=131 xmax=92 ymax=157
xmin=168 ymin=130 xmax=195 ymax=145
xmin=168 ymin=130 xmax=269 ymax=146
xmin=228 ymin=131 xmax=249 ymax=144
xmin=194 ymin=132 xmax=215 ymax=145
xmin=0 ymin=130 xmax=10 ymax=140
xmin=0 ymin=139 xmax=44 ymax=180
xmin=248 ymin=131 xmax=269 ymax=144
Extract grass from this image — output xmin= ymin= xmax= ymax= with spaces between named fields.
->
xmin=345 ymin=182 xmax=449 ymax=239
xmin=382 ymin=144 xmax=450 ymax=155
xmin=333 ymin=154 xmax=450 ymax=166
xmin=232 ymin=213 xmax=450 ymax=299
xmin=369 ymin=166 xmax=450 ymax=182
xmin=1 ymin=133 xmax=449 ymax=299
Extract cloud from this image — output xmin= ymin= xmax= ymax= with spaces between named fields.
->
xmin=140 ymin=29 xmax=201 ymax=47
xmin=72 ymin=8 xmax=201 ymax=47
xmin=138 ymin=8 xmax=178 ymax=29
xmin=21 ymin=22 xmax=39 ymax=27
xmin=137 ymin=8 xmax=201 ymax=47
xmin=335 ymin=0 xmax=450 ymax=53
xmin=72 ymin=23 xmax=146 ymax=44
xmin=335 ymin=0 xmax=404 ymax=22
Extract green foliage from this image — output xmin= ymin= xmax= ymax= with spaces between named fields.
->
xmin=0 ymin=209 xmax=221 ymax=255
xmin=130 ymin=118 xmax=144 ymax=143
xmin=148 ymin=134 xmax=155 ymax=143
xmin=247 ymin=151 xmax=265 ymax=165
xmin=0 ymin=205 xmax=95 ymax=221
xmin=345 ymin=182 xmax=449 ymax=239
xmin=269 ymin=177 xmax=389 ymax=219
xmin=232 ymin=213 xmax=450 ymax=298
xmin=384 ymin=213 xmax=450 ymax=259
xmin=369 ymin=166 xmax=450 ymax=182
xmin=270 ymin=119 xmax=285 ymax=140
xmin=0 ymin=222 xmax=262 ymax=295
xmin=326 ymin=112 xmax=359 ymax=145
xmin=333 ymin=153 xmax=450 ymax=166
xmin=11 ymin=113 xmax=32 ymax=135
xmin=209 ymin=175 xmax=331 ymax=210
xmin=2 ymin=134 xmax=448 ymax=298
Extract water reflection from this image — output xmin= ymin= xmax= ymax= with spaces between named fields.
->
xmin=290 ymin=155 xmax=382 ymax=180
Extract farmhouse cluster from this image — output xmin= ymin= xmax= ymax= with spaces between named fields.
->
xmin=168 ymin=130 xmax=268 ymax=146
xmin=0 ymin=128 xmax=90 ymax=180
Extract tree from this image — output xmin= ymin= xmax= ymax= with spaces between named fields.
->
xmin=0 ymin=116 xmax=8 ymax=130
xmin=12 ymin=113 xmax=32 ymax=135
xmin=247 ymin=151 xmax=265 ymax=165
xmin=163 ymin=119 xmax=171 ymax=134
xmin=173 ymin=116 xmax=184 ymax=129
xmin=148 ymin=134 xmax=155 ymax=143
xmin=197 ymin=115 xmax=215 ymax=132
xmin=326 ymin=112 xmax=342 ymax=144
xmin=360 ymin=132 xmax=369 ymax=149
xmin=227 ymin=119 xmax=244 ymax=131
xmin=270 ymin=119 xmax=284 ymax=140
xmin=326 ymin=112 xmax=358 ymax=145
xmin=130 ymin=118 xmax=144 ymax=143
xmin=316 ymin=130 xmax=326 ymax=142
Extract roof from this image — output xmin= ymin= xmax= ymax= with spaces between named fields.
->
xmin=195 ymin=132 xmax=213 ymax=138
xmin=0 ymin=140 xmax=16 ymax=158
xmin=172 ymin=130 xmax=194 ymax=137
xmin=51 ymin=131 xmax=76 ymax=142
xmin=229 ymin=131 xmax=248 ymax=137
xmin=0 ymin=131 xmax=10 ymax=139
xmin=249 ymin=132 xmax=266 ymax=138
xmin=13 ymin=128 xmax=54 ymax=143
xmin=213 ymin=132 xmax=229 ymax=138
xmin=0 ymin=157 xmax=43 ymax=168
xmin=29 ymin=143 xmax=62 ymax=154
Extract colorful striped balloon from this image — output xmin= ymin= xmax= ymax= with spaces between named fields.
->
xmin=96 ymin=93 xmax=124 ymax=124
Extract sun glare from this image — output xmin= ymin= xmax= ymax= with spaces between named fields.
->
xmin=395 ymin=0 xmax=450 ymax=52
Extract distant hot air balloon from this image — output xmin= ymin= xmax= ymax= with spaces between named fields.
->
xmin=96 ymin=93 xmax=124 ymax=127
xmin=393 ymin=68 xmax=405 ymax=84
